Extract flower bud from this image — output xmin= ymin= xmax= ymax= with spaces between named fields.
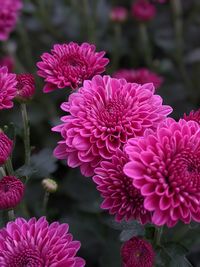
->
xmin=110 ymin=6 xmax=128 ymax=23
xmin=0 ymin=130 xmax=13 ymax=166
xmin=42 ymin=178 xmax=58 ymax=193
xmin=131 ymin=0 xmax=156 ymax=22
xmin=16 ymin=74 xmax=35 ymax=101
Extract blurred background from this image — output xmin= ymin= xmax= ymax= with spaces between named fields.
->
xmin=1 ymin=0 xmax=200 ymax=266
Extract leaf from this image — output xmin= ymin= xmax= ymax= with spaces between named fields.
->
xmin=119 ymin=221 xmax=145 ymax=242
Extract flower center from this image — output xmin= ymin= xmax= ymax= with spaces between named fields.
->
xmin=5 ymin=247 xmax=43 ymax=267
xmin=168 ymin=151 xmax=200 ymax=193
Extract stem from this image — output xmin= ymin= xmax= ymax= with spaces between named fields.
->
xmin=20 ymin=103 xmax=31 ymax=166
xmin=0 ymin=167 xmax=6 ymax=177
xmin=5 ymin=158 xmax=14 ymax=175
xmin=112 ymin=23 xmax=122 ymax=71
xmin=82 ymin=0 xmax=95 ymax=42
xmin=8 ymin=209 xmax=15 ymax=221
xmin=43 ymin=191 xmax=50 ymax=215
xmin=170 ymin=0 xmax=195 ymax=103
xmin=139 ymin=23 xmax=152 ymax=68
xmin=154 ymin=226 xmax=163 ymax=247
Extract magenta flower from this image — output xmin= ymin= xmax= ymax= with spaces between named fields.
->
xmin=110 ymin=6 xmax=128 ymax=22
xmin=16 ymin=74 xmax=35 ymax=101
xmin=124 ymin=118 xmax=200 ymax=227
xmin=0 ymin=131 xmax=13 ymax=166
xmin=93 ymin=149 xmax=151 ymax=224
xmin=131 ymin=0 xmax=156 ymax=22
xmin=0 ymin=0 xmax=22 ymax=41
xmin=0 ymin=176 xmax=24 ymax=210
xmin=0 ymin=56 xmax=14 ymax=72
xmin=53 ymin=75 xmax=172 ymax=177
xmin=121 ymin=237 xmax=155 ymax=267
xmin=0 ymin=217 xmax=85 ymax=266
xmin=0 ymin=66 xmax=17 ymax=110
xmin=183 ymin=109 xmax=200 ymax=125
xmin=113 ymin=68 xmax=163 ymax=89
xmin=37 ymin=42 xmax=109 ymax=93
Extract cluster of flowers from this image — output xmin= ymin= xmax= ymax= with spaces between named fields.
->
xmin=110 ymin=0 xmax=167 ymax=24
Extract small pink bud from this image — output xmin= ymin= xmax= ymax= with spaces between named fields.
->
xmin=110 ymin=6 xmax=128 ymax=23
xmin=131 ymin=0 xmax=157 ymax=22
xmin=0 ymin=131 xmax=13 ymax=166
xmin=16 ymin=74 xmax=35 ymax=101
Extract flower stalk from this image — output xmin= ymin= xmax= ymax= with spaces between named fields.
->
xmin=139 ymin=22 xmax=152 ymax=68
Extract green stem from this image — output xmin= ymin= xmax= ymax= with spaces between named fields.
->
xmin=8 ymin=209 xmax=15 ymax=221
xmin=82 ymin=0 xmax=95 ymax=42
xmin=0 ymin=167 xmax=6 ymax=177
xmin=20 ymin=103 xmax=31 ymax=166
xmin=5 ymin=158 xmax=14 ymax=176
xmin=112 ymin=23 xmax=122 ymax=71
xmin=43 ymin=191 xmax=50 ymax=215
xmin=139 ymin=23 xmax=153 ymax=68
xmin=154 ymin=226 xmax=163 ymax=247
xmin=170 ymin=0 xmax=195 ymax=103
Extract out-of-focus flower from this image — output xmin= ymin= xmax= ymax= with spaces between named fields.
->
xmin=0 ymin=0 xmax=22 ymax=41
xmin=154 ymin=0 xmax=167 ymax=3
xmin=93 ymin=149 xmax=151 ymax=224
xmin=131 ymin=0 xmax=157 ymax=22
xmin=0 ymin=66 xmax=17 ymax=110
xmin=0 ymin=176 xmax=24 ymax=210
xmin=183 ymin=109 xmax=200 ymax=125
xmin=124 ymin=118 xmax=200 ymax=227
xmin=16 ymin=74 xmax=35 ymax=101
xmin=110 ymin=6 xmax=128 ymax=22
xmin=42 ymin=178 xmax=58 ymax=193
xmin=0 ymin=56 xmax=14 ymax=72
xmin=0 ymin=217 xmax=85 ymax=266
xmin=113 ymin=68 xmax=163 ymax=89
xmin=37 ymin=42 xmax=109 ymax=93
xmin=0 ymin=131 xmax=13 ymax=166
xmin=121 ymin=237 xmax=155 ymax=267
xmin=53 ymin=75 xmax=172 ymax=177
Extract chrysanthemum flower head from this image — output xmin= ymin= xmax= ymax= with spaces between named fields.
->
xmin=124 ymin=118 xmax=200 ymax=227
xmin=121 ymin=237 xmax=155 ymax=267
xmin=113 ymin=68 xmax=163 ymax=89
xmin=53 ymin=75 xmax=172 ymax=177
xmin=16 ymin=74 xmax=35 ymax=101
xmin=131 ymin=0 xmax=157 ymax=22
xmin=0 ymin=176 xmax=24 ymax=210
xmin=93 ymin=149 xmax=151 ymax=224
xmin=0 ymin=0 xmax=22 ymax=41
xmin=110 ymin=6 xmax=128 ymax=22
xmin=183 ymin=109 xmax=200 ymax=125
xmin=0 ymin=131 xmax=13 ymax=166
xmin=0 ymin=66 xmax=17 ymax=110
xmin=0 ymin=216 xmax=85 ymax=267
xmin=37 ymin=42 xmax=109 ymax=93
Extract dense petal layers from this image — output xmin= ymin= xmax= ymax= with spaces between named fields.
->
xmin=0 ymin=217 xmax=85 ymax=267
xmin=37 ymin=42 xmax=109 ymax=92
xmin=121 ymin=237 xmax=155 ymax=267
xmin=53 ymin=75 xmax=172 ymax=177
xmin=16 ymin=74 xmax=35 ymax=100
xmin=0 ymin=176 xmax=24 ymax=209
xmin=0 ymin=0 xmax=22 ymax=41
xmin=0 ymin=131 xmax=13 ymax=166
xmin=113 ymin=68 xmax=163 ymax=89
xmin=93 ymin=149 xmax=151 ymax=223
xmin=124 ymin=118 xmax=200 ymax=227
xmin=0 ymin=66 xmax=17 ymax=110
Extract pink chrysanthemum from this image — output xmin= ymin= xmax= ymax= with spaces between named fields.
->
xmin=0 ymin=0 xmax=22 ymax=41
xmin=110 ymin=6 xmax=128 ymax=22
xmin=124 ymin=118 xmax=200 ymax=227
xmin=113 ymin=68 xmax=163 ymax=89
xmin=0 ymin=66 xmax=17 ymax=110
xmin=0 ymin=176 xmax=24 ymax=210
xmin=16 ymin=74 xmax=35 ymax=101
xmin=93 ymin=149 xmax=151 ymax=224
xmin=0 ymin=56 xmax=14 ymax=72
xmin=131 ymin=0 xmax=156 ymax=22
xmin=183 ymin=109 xmax=200 ymax=125
xmin=0 ymin=217 xmax=85 ymax=267
xmin=53 ymin=75 xmax=172 ymax=177
xmin=0 ymin=131 xmax=13 ymax=166
xmin=37 ymin=42 xmax=109 ymax=93
xmin=121 ymin=237 xmax=155 ymax=267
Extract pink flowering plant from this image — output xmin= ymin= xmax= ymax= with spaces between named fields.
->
xmin=1 ymin=0 xmax=200 ymax=266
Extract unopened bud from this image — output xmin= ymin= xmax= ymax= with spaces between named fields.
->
xmin=42 ymin=178 xmax=58 ymax=193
